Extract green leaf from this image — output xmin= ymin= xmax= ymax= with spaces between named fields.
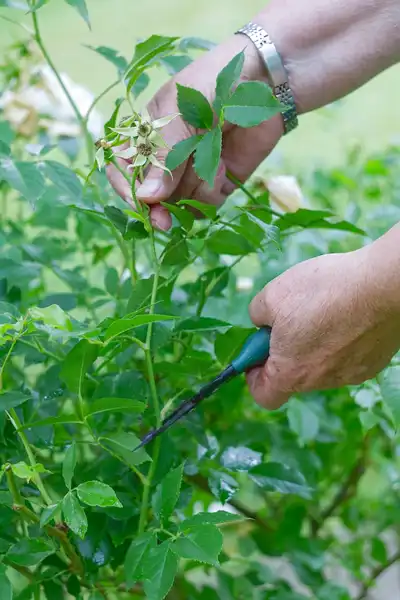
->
xmin=0 ymin=564 xmax=12 ymax=600
xmin=223 ymin=81 xmax=282 ymax=127
xmin=100 ymin=432 xmax=150 ymax=467
xmin=194 ymin=127 xmax=222 ymax=187
xmin=220 ymin=446 xmax=262 ymax=472
xmin=40 ymin=504 xmax=61 ymax=528
xmin=379 ymin=366 xmax=400 ymax=427
xmin=65 ymin=0 xmax=90 ymax=29
xmin=177 ymin=199 xmax=217 ymax=220
xmin=209 ymin=471 xmax=238 ymax=504
xmin=207 ymin=229 xmax=253 ymax=255
xmin=214 ymin=51 xmax=245 ymax=113
xmin=165 ymin=135 xmax=203 ymax=171
xmin=249 ymin=462 xmax=313 ymax=499
xmin=177 ymin=84 xmax=214 ymax=129
xmin=124 ymin=532 xmax=157 ymax=586
xmin=175 ymin=317 xmax=230 ymax=332
xmin=18 ymin=416 xmax=83 ymax=431
xmin=174 ymin=524 xmax=222 ymax=566
xmin=62 ymin=442 xmax=77 ymax=490
xmin=85 ymin=397 xmax=145 ymax=417
xmin=105 ymin=314 xmax=177 ymax=341
xmin=40 ymin=161 xmax=82 ymax=202
xmin=86 ymin=45 xmax=127 ymax=75
xmin=142 ymin=542 xmax=178 ymax=600
xmin=104 ymin=267 xmax=119 ymax=296
xmin=0 ymin=156 xmax=46 ymax=204
xmin=126 ymin=277 xmax=154 ymax=313
xmin=0 ymin=491 xmax=13 ymax=506
xmin=275 ymin=209 xmax=365 ymax=235
xmin=30 ymin=305 xmax=71 ymax=330
xmin=126 ymin=35 xmax=178 ymax=92
xmin=60 ymin=340 xmax=99 ymax=395
xmin=152 ymin=463 xmax=184 ymax=525
xmin=160 ymin=54 xmax=192 ymax=75
xmin=0 ymin=392 xmax=30 ymax=412
xmin=215 ymin=327 xmax=254 ymax=365
xmin=62 ymin=491 xmax=88 ymax=539
xmin=7 ymin=539 xmax=54 ymax=566
xmin=161 ymin=203 xmax=194 ymax=232
xmin=287 ymin=399 xmax=320 ymax=445
xmin=77 ymin=481 xmax=122 ymax=508
xmin=179 ymin=510 xmax=243 ymax=530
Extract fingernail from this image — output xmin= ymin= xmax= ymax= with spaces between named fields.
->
xmin=137 ymin=179 xmax=161 ymax=200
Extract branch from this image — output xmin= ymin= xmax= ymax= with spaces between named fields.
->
xmin=355 ymin=551 xmax=400 ymax=600
xmin=187 ymin=474 xmax=274 ymax=533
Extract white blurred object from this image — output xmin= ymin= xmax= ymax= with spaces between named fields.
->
xmin=0 ymin=64 xmax=103 ymax=139
xmin=236 ymin=276 xmax=253 ymax=291
xmin=261 ymin=175 xmax=305 ymax=213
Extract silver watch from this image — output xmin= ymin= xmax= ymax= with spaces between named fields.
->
xmin=236 ymin=22 xmax=298 ymax=134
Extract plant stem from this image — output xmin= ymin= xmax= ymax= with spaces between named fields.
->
xmin=355 ymin=551 xmax=400 ymax=600
xmin=85 ymin=79 xmax=120 ymax=124
xmin=226 ymin=170 xmax=282 ymax=219
xmin=0 ymin=337 xmax=17 ymax=390
xmin=7 ymin=409 xmax=53 ymax=506
xmin=31 ymin=9 xmax=94 ymax=163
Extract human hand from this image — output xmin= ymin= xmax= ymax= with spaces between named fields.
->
xmin=246 ymin=243 xmax=400 ymax=409
xmin=106 ymin=34 xmax=284 ymax=230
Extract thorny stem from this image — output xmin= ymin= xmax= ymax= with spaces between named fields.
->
xmin=226 ymin=170 xmax=282 ymax=219
xmin=31 ymin=6 xmax=94 ymax=163
xmin=355 ymin=551 xmax=400 ymax=600
xmin=85 ymin=79 xmax=120 ymax=123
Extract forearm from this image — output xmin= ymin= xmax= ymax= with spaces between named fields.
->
xmin=248 ymin=0 xmax=400 ymax=113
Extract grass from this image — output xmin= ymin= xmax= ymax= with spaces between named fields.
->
xmin=0 ymin=0 xmax=399 ymax=176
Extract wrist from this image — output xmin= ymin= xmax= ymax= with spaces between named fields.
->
xmin=251 ymin=0 xmax=400 ymax=114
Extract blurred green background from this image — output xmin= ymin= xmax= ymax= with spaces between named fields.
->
xmin=1 ymin=0 xmax=399 ymax=175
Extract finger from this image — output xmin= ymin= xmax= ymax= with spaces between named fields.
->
xmin=149 ymin=204 xmax=172 ymax=231
xmin=246 ymin=366 xmax=290 ymax=410
xmin=249 ymin=285 xmax=277 ymax=328
xmin=221 ymin=114 xmax=283 ymax=196
xmin=106 ymin=157 xmax=132 ymax=204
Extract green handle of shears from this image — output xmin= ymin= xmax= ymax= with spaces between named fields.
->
xmin=231 ymin=326 xmax=271 ymax=374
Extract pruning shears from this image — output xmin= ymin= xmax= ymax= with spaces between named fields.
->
xmin=134 ymin=326 xmax=271 ymax=450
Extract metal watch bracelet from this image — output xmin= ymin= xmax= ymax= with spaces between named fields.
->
xmin=236 ymin=22 xmax=298 ymax=134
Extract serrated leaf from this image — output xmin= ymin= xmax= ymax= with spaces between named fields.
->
xmin=177 ymin=84 xmax=214 ymax=129
xmin=142 ymin=542 xmax=178 ymax=600
xmin=40 ymin=504 xmax=61 ymax=528
xmin=0 ymin=156 xmax=46 ymax=204
xmin=0 ymin=392 xmax=30 ymax=411
xmin=124 ymin=532 xmax=157 ymax=586
xmin=161 ymin=203 xmax=194 ymax=232
xmin=100 ymin=432 xmax=150 ymax=467
xmin=249 ymin=462 xmax=313 ymax=499
xmin=40 ymin=160 xmax=82 ymax=202
xmin=179 ymin=510 xmax=243 ymax=530
xmin=152 ymin=463 xmax=184 ymax=525
xmin=86 ymin=45 xmax=127 ymax=75
xmin=62 ymin=442 xmax=77 ymax=490
xmin=220 ymin=446 xmax=262 ymax=472
xmin=30 ymin=305 xmax=71 ymax=330
xmin=165 ymin=135 xmax=202 ymax=171
xmin=174 ymin=524 xmax=222 ymax=566
xmin=0 ymin=564 xmax=12 ymax=600
xmin=60 ymin=340 xmax=99 ymax=395
xmin=207 ymin=229 xmax=253 ymax=255
xmin=287 ymin=399 xmax=320 ymax=445
xmin=65 ymin=0 xmax=90 ymax=29
xmin=177 ymin=199 xmax=217 ymax=220
xmin=275 ymin=209 xmax=365 ymax=235
xmin=214 ymin=51 xmax=245 ymax=113
xmin=62 ymin=492 xmax=87 ymax=539
xmin=379 ymin=366 xmax=400 ymax=427
xmin=77 ymin=481 xmax=122 ymax=508
xmin=223 ymin=81 xmax=282 ymax=127
xmin=7 ymin=539 xmax=54 ymax=566
xmin=160 ymin=54 xmax=192 ymax=75
xmin=105 ymin=314 xmax=177 ymax=341
xmin=175 ymin=317 xmax=230 ymax=332
xmin=85 ymin=397 xmax=145 ymax=417
xmin=209 ymin=471 xmax=238 ymax=504
xmin=194 ymin=127 xmax=222 ymax=187
xmin=126 ymin=35 xmax=178 ymax=92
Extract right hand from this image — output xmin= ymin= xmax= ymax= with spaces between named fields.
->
xmin=106 ymin=34 xmax=285 ymax=230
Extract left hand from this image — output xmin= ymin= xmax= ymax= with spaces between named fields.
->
xmin=246 ymin=246 xmax=400 ymax=409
